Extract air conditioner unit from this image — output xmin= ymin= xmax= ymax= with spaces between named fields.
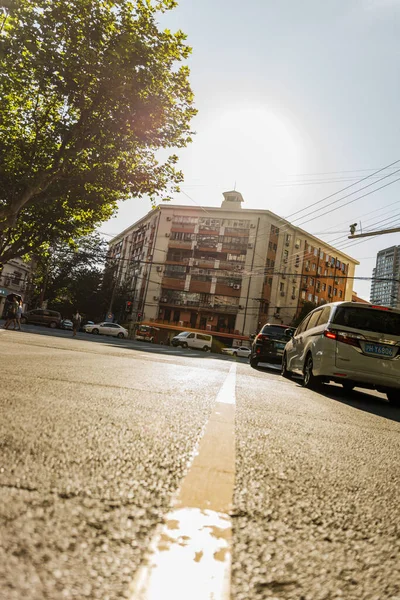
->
xmin=291 ymin=294 xmax=296 ymax=300
xmin=166 ymin=216 xmax=172 ymax=221
xmin=194 ymin=260 xmax=199 ymax=266
xmin=238 ymin=305 xmax=244 ymax=310
xmin=305 ymin=266 xmax=310 ymax=271
xmin=325 ymin=261 xmax=330 ymax=267
xmin=156 ymin=266 xmax=163 ymax=272
xmin=161 ymin=297 xmax=168 ymax=303
xmin=283 ymin=258 xmax=288 ymax=264
xmin=295 ymin=243 xmax=300 ymax=249
xmin=248 ymin=243 xmax=253 ymax=249
xmin=153 ymin=296 xmax=159 ymax=301
xmin=208 ymin=316 xmax=213 ymax=321
xmin=165 ymin=233 xmax=170 ymax=237
xmin=285 ymin=241 xmax=290 ymax=247
xmin=273 ymin=312 xmax=280 ymax=318
xmin=233 ymin=284 xmax=240 ymax=290
xmin=280 ymin=291 xmax=285 ymax=296
xmin=250 ymin=223 xmax=256 ymax=228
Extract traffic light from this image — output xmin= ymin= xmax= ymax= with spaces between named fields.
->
xmin=126 ymin=301 xmax=132 ymax=312
xmin=137 ymin=312 xmax=142 ymax=320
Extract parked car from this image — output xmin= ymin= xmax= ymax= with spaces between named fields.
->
xmin=21 ymin=309 xmax=62 ymax=329
xmin=222 ymin=346 xmax=251 ymax=357
xmin=80 ymin=320 xmax=94 ymax=332
xmin=171 ymin=331 xmax=212 ymax=351
xmin=282 ymin=302 xmax=400 ymax=405
xmin=84 ymin=322 xmax=128 ymax=338
xmin=61 ymin=319 xmax=73 ymax=330
xmin=250 ymin=324 xmax=295 ymax=368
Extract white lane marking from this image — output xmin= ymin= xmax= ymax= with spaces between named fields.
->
xmin=128 ymin=363 xmax=237 ymax=600
xmin=215 ymin=363 xmax=237 ymax=404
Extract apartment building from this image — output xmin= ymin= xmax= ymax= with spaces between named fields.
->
xmin=370 ymin=245 xmax=400 ymax=308
xmin=108 ymin=191 xmax=358 ymax=339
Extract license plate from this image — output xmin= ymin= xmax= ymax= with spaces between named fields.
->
xmin=364 ymin=343 xmax=394 ymax=357
xmin=275 ymin=342 xmax=285 ymax=350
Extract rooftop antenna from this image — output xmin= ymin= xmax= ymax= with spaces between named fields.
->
xmin=233 ymin=181 xmax=236 ymax=191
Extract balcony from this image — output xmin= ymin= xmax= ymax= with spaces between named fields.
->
xmin=161 ymin=277 xmax=185 ymax=290
xmin=168 ymin=240 xmax=193 ymax=249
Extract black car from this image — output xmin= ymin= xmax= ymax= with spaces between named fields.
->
xmin=250 ymin=323 xmax=295 ymax=368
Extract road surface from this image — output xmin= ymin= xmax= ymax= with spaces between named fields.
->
xmin=0 ymin=327 xmax=399 ymax=600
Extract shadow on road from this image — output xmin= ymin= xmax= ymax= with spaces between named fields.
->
xmin=315 ymin=384 xmax=400 ymax=423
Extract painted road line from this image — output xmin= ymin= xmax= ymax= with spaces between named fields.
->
xmin=128 ymin=363 xmax=237 ymax=600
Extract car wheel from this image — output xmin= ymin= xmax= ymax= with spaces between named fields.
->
xmin=303 ymin=354 xmax=320 ymax=389
xmin=92 ymin=328 xmax=99 ymax=335
xmin=49 ymin=321 xmax=57 ymax=329
xmin=342 ymin=382 xmax=355 ymax=393
xmin=203 ymin=345 xmax=210 ymax=352
xmin=281 ymin=353 xmax=292 ymax=379
xmin=181 ymin=342 xmax=188 ymax=349
xmin=117 ymin=332 xmax=124 ymax=339
xmin=250 ymin=357 xmax=258 ymax=369
xmin=232 ymin=351 xmax=237 ymax=357
xmin=387 ymin=389 xmax=400 ymax=406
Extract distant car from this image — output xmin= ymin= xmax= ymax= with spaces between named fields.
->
xmin=61 ymin=319 xmax=73 ymax=330
xmin=282 ymin=302 xmax=400 ymax=405
xmin=84 ymin=322 xmax=128 ymax=339
xmin=21 ymin=309 xmax=62 ymax=329
xmin=222 ymin=346 xmax=251 ymax=357
xmin=171 ymin=331 xmax=212 ymax=351
xmin=250 ymin=324 xmax=295 ymax=368
xmin=80 ymin=320 xmax=94 ymax=332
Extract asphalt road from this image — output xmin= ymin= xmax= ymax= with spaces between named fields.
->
xmin=0 ymin=326 xmax=399 ymax=600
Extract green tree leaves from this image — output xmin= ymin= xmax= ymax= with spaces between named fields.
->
xmin=0 ymin=0 xmax=196 ymax=253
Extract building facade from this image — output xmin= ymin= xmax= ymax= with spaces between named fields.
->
xmin=0 ymin=257 xmax=34 ymax=315
xmin=370 ymin=245 xmax=400 ymax=308
xmin=108 ymin=192 xmax=358 ymax=338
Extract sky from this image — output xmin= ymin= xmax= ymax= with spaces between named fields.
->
xmin=103 ymin=0 xmax=400 ymax=301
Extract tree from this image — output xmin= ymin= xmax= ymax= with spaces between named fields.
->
xmin=30 ymin=233 xmax=108 ymax=320
xmin=0 ymin=0 xmax=196 ymax=253
xmin=291 ymin=301 xmax=316 ymax=328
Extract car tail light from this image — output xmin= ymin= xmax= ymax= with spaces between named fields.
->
xmin=256 ymin=334 xmax=270 ymax=342
xmin=370 ymin=305 xmax=391 ymax=311
xmin=324 ymin=329 xmax=365 ymax=348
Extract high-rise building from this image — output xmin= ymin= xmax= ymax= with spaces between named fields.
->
xmin=108 ymin=191 xmax=358 ymax=341
xmin=370 ymin=245 xmax=400 ymax=308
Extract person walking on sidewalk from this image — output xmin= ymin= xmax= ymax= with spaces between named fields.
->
xmin=15 ymin=300 xmax=23 ymax=331
xmin=72 ymin=310 xmax=81 ymax=337
xmin=3 ymin=297 xmax=18 ymax=330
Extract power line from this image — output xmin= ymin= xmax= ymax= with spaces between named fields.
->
xmin=286 ymin=158 xmax=400 ymax=220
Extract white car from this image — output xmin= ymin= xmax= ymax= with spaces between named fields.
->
xmin=84 ymin=322 xmax=128 ymax=339
xmin=221 ymin=346 xmax=251 ymax=358
xmin=282 ymin=302 xmax=400 ymax=405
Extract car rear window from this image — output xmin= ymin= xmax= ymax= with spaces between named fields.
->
xmin=261 ymin=325 xmax=293 ymax=340
xmin=332 ymin=306 xmax=400 ymax=336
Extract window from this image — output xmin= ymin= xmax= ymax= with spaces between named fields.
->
xmin=334 ymin=288 xmax=338 ymax=296
xmin=316 ymin=281 xmax=321 ymax=292
xmin=310 ymin=278 xmax=314 ymax=286
xmin=273 ymin=243 xmax=277 ymax=251
xmin=322 ymin=283 xmax=326 ymax=291
xmin=280 ymin=282 xmax=285 ymax=292
xmin=320 ymin=251 xmax=324 ymax=260
xmin=12 ymin=271 xmax=22 ymax=285
xmin=301 ymin=290 xmax=306 ymax=299
xmin=297 ymin=314 xmax=312 ymax=335
xmin=296 ymin=238 xmax=301 ymax=248
xmin=269 ymin=242 xmax=273 ymax=250
xmin=333 ymin=306 xmax=400 ymax=335
xmin=318 ymin=306 xmax=331 ymax=325
xmin=328 ymin=285 xmax=332 ymax=296
xmin=292 ymin=286 xmax=296 ymax=296
xmin=339 ymin=290 xmax=343 ymax=298
xmin=197 ymin=334 xmax=211 ymax=341
xmin=314 ymin=248 xmax=318 ymax=256
xmin=314 ymin=296 xmax=318 ymax=304
xmin=312 ymin=263 xmax=316 ymax=271
xmin=307 ymin=310 xmax=323 ymax=330
xmin=317 ymin=266 xmax=322 ymax=275
xmin=283 ymin=250 xmax=289 ymax=260
xmin=308 ymin=293 xmax=313 ymax=302
xmin=268 ymin=277 xmax=273 ymax=285
xmin=187 ymin=333 xmax=195 ymax=339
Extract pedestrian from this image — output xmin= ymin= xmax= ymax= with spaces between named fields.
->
xmin=3 ymin=297 xmax=18 ymax=330
xmin=72 ymin=310 xmax=81 ymax=337
xmin=15 ymin=300 xmax=23 ymax=331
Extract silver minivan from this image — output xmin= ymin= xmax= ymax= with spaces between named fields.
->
xmin=282 ymin=302 xmax=400 ymax=405
xmin=171 ymin=331 xmax=212 ymax=351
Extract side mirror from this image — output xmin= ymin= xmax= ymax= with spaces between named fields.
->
xmin=285 ymin=328 xmax=294 ymax=338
